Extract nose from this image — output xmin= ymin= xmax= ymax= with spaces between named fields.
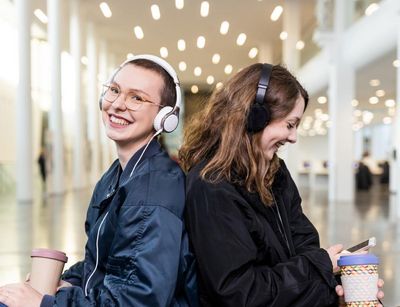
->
xmin=112 ymin=93 xmax=127 ymax=110
xmin=287 ymin=129 xmax=297 ymax=144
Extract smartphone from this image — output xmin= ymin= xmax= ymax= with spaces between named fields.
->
xmin=346 ymin=237 xmax=376 ymax=253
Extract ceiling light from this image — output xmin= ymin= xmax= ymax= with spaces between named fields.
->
xmin=220 ymin=21 xmax=229 ymax=35
xmin=388 ymin=107 xmax=396 ymax=116
xmin=34 ymin=9 xmax=48 ymax=24
xmin=369 ymin=79 xmax=380 ymax=86
xmin=248 ymin=47 xmax=258 ymax=59
xmin=236 ymin=33 xmax=247 ymax=46
xmin=177 ymin=39 xmax=186 ymax=51
xmin=385 ymin=99 xmax=395 ymax=107
xmin=270 ymin=5 xmax=283 ymax=21
xmin=191 ymin=85 xmax=199 ymax=94
xmin=369 ymin=96 xmax=379 ymax=104
xmin=314 ymin=108 xmax=322 ymax=115
xmin=365 ymin=3 xmax=379 ymax=16
xmin=280 ymin=31 xmax=288 ymax=40
xmin=216 ymin=82 xmax=223 ymax=89
xmin=179 ymin=61 xmax=187 ymax=71
xmin=197 ymin=36 xmax=206 ymax=48
xmin=126 ymin=53 xmax=134 ymax=59
xmin=362 ymin=111 xmax=374 ymax=124
xmin=296 ymin=40 xmax=305 ymax=50
xmin=81 ymin=56 xmax=88 ymax=65
xmin=212 ymin=53 xmax=220 ymax=64
xmin=383 ymin=117 xmax=392 ymax=124
xmin=308 ymin=130 xmax=316 ymax=136
xmin=160 ymin=47 xmax=168 ymax=58
xmin=200 ymin=1 xmax=209 ymax=17
xmin=194 ymin=66 xmax=202 ymax=76
xmin=393 ymin=59 xmax=400 ymax=68
xmin=224 ymin=64 xmax=233 ymax=74
xmin=151 ymin=4 xmax=161 ymax=20
xmin=376 ymin=89 xmax=385 ymax=97
xmin=175 ymin=0 xmax=184 ymax=10
xmin=134 ymin=26 xmax=144 ymax=39
xmin=206 ymin=75 xmax=214 ymax=85
xmin=351 ymin=99 xmax=359 ymax=107
xmin=353 ymin=109 xmax=362 ymax=117
xmin=317 ymin=96 xmax=327 ymax=104
xmin=99 ymin=2 xmax=112 ymax=18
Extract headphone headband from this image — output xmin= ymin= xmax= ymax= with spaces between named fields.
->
xmin=121 ymin=54 xmax=181 ymax=111
xmin=255 ymin=64 xmax=272 ymax=106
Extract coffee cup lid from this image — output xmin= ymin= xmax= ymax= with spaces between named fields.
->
xmin=31 ymin=248 xmax=68 ymax=263
xmin=337 ymin=253 xmax=379 ymax=266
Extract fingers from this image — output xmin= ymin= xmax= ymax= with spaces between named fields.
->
xmin=329 ymin=244 xmax=344 ymax=254
xmin=0 ymin=287 xmax=11 ymax=306
xmin=335 ymin=285 xmax=344 ymax=296
xmin=378 ymin=278 xmax=384 ymax=288
xmin=25 ymin=272 xmax=31 ymax=282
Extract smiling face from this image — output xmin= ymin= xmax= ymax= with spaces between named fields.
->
xmin=101 ymin=63 xmax=164 ymax=151
xmin=260 ymin=95 xmax=305 ymax=160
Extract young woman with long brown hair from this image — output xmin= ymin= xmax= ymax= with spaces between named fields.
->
xmin=179 ymin=63 xmax=384 ymax=306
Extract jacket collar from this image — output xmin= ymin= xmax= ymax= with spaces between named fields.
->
xmin=120 ymin=139 xmax=162 ymax=184
xmin=92 ymin=139 xmax=162 ymax=208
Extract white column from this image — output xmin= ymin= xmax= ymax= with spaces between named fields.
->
xmin=328 ymin=0 xmax=355 ymax=202
xmin=70 ymin=0 xmax=84 ymax=189
xmin=48 ymin=0 xmax=64 ymax=194
xmin=283 ymin=0 xmax=300 ymax=71
xmin=16 ymin=0 xmax=32 ymax=201
xmin=98 ymin=40 xmax=110 ymax=173
xmin=87 ymin=22 xmax=101 ymax=184
xmin=282 ymin=0 xmax=301 ymax=183
xmin=391 ymin=15 xmax=400 ymax=200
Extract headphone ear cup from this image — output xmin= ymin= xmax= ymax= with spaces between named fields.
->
xmin=154 ymin=106 xmax=179 ymax=133
xmin=246 ymin=103 xmax=270 ymax=133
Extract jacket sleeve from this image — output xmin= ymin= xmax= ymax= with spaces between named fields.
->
xmin=185 ymin=178 xmax=338 ymax=307
xmin=60 ymin=261 xmax=84 ymax=286
xmin=46 ymin=171 xmax=186 ymax=307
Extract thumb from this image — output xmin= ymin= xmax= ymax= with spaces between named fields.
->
xmin=329 ymin=244 xmax=344 ymax=254
xmin=25 ymin=272 xmax=31 ymax=282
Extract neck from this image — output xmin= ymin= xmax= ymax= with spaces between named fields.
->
xmin=116 ymin=134 xmax=155 ymax=170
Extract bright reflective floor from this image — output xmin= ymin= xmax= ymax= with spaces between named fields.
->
xmin=0 ymin=178 xmax=399 ymax=306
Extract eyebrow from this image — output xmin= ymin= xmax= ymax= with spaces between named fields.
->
xmin=288 ymin=116 xmax=301 ymax=123
xmin=110 ymin=81 xmax=152 ymax=98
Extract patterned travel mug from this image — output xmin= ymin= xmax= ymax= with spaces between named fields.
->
xmin=338 ymin=254 xmax=379 ymax=307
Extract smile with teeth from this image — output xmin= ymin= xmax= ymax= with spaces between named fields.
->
xmin=110 ymin=115 xmax=131 ymax=126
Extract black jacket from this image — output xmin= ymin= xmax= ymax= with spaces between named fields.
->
xmin=41 ymin=140 xmax=198 ymax=307
xmin=185 ymin=160 xmax=338 ymax=307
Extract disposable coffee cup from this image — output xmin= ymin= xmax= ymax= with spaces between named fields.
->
xmin=338 ymin=254 xmax=379 ymax=307
xmin=29 ymin=248 xmax=68 ymax=295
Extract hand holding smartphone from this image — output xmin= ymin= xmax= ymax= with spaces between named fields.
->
xmin=345 ymin=237 xmax=376 ymax=253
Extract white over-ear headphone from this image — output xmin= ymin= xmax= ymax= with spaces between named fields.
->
xmin=100 ymin=54 xmax=181 ymax=133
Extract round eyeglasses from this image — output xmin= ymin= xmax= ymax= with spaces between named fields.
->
xmin=102 ymin=83 xmax=164 ymax=111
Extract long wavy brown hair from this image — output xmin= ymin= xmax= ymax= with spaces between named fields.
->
xmin=179 ymin=63 xmax=308 ymax=205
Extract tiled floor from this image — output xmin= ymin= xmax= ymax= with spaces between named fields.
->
xmin=0 ymin=179 xmax=399 ymax=306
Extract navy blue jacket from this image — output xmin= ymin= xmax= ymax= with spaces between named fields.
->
xmin=41 ymin=140 xmax=198 ymax=307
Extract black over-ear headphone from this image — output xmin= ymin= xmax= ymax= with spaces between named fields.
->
xmin=99 ymin=54 xmax=181 ymax=133
xmin=246 ymin=63 xmax=273 ymax=133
